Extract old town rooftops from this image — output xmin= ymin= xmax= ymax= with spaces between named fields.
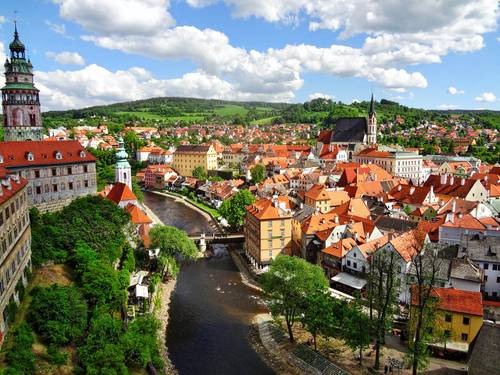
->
xmin=246 ymin=196 xmax=292 ymax=220
xmin=411 ymin=287 xmax=483 ymax=316
xmin=0 ymin=140 xmax=96 ymax=167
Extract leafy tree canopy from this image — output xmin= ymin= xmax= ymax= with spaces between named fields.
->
xmin=149 ymin=225 xmax=198 ymax=259
xmin=219 ymin=189 xmax=256 ymax=228
xmin=250 ymin=164 xmax=266 ymax=184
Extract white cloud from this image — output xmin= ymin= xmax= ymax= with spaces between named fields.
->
xmin=475 ymin=92 xmax=497 ymax=102
xmin=438 ymin=104 xmax=458 ymax=110
xmin=46 ymin=51 xmax=86 ymax=65
xmin=0 ymin=16 xmax=6 ymax=25
xmin=45 ymin=20 xmax=67 ymax=36
xmin=35 ymin=64 xmax=295 ymax=111
xmin=58 ymin=0 xmax=175 ymax=35
xmin=308 ymin=92 xmax=334 ymax=101
xmin=448 ymin=86 xmax=465 ymax=95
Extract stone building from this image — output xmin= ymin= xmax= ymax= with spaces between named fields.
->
xmin=0 ymin=169 xmax=31 ymax=344
xmin=0 ymin=141 xmax=97 ymax=212
xmin=1 ymin=23 xmax=43 ymax=141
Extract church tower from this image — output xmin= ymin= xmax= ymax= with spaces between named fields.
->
xmin=1 ymin=23 xmax=43 ymax=141
xmin=115 ymin=137 xmax=132 ymax=189
xmin=367 ymin=94 xmax=377 ymax=145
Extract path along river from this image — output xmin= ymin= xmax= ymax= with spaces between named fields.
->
xmin=144 ymin=192 xmax=274 ymax=375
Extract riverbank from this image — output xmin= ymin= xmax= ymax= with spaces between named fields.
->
xmin=155 ymin=277 xmax=178 ymax=375
xmin=146 ymin=190 xmax=222 ymax=231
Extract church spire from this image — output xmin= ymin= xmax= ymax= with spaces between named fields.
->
xmin=369 ymin=93 xmax=376 ymax=117
xmin=9 ymin=20 xmax=26 ymax=59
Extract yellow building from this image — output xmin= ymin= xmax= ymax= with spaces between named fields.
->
xmin=244 ymin=197 xmax=292 ymax=268
xmin=0 ymin=172 xmax=32 ymax=345
xmin=411 ymin=287 xmax=483 ymax=352
xmin=172 ymin=144 xmax=218 ymax=177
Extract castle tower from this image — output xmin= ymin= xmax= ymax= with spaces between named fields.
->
xmin=1 ymin=23 xmax=43 ymax=141
xmin=115 ymin=137 xmax=132 ymax=189
xmin=367 ymin=94 xmax=377 ymax=145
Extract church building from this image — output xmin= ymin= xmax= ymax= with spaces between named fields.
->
xmin=0 ymin=25 xmax=97 ymax=212
xmin=317 ymin=95 xmax=377 ymax=158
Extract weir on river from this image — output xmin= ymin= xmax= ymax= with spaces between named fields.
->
xmin=144 ymin=192 xmax=275 ymax=375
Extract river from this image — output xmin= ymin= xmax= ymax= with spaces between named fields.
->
xmin=144 ymin=192 xmax=275 ymax=375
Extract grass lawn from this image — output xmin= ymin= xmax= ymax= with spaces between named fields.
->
xmin=251 ymin=116 xmax=278 ymax=125
xmin=214 ymin=104 xmax=248 ymax=117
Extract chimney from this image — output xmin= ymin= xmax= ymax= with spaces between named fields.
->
xmin=410 ymin=187 xmax=415 ymax=195
xmin=452 ymin=199 xmax=456 ymax=213
xmin=449 ymin=176 xmax=454 ymax=185
xmin=398 ymin=185 xmax=402 ymax=191
xmin=334 ymin=215 xmax=339 ymax=224
xmin=461 ymin=178 xmax=465 ymax=186
xmin=440 ymin=174 xmax=447 ymax=185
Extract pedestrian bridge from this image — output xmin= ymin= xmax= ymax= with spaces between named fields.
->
xmin=188 ymin=232 xmax=245 ymax=243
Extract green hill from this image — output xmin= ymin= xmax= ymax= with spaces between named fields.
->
xmin=42 ymin=96 xmax=500 ymax=131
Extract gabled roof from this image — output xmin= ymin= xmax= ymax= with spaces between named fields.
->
xmin=124 ymin=203 xmax=153 ymax=225
xmin=388 ymin=228 xmax=427 ymax=262
xmin=0 ymin=171 xmax=28 ymax=206
xmin=106 ymin=182 xmax=137 ymax=204
xmin=411 ymin=286 xmax=483 ymax=316
xmin=388 ymin=184 xmax=431 ymax=205
xmin=0 ymin=140 xmax=96 ymax=168
xmin=322 ymin=237 xmax=357 ymax=258
xmin=246 ymin=197 xmax=291 ymax=220
xmin=468 ymin=323 xmax=500 ymax=375
xmin=332 ymin=117 xmax=368 ymax=143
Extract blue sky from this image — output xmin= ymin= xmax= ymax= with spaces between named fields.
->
xmin=0 ymin=0 xmax=499 ymax=110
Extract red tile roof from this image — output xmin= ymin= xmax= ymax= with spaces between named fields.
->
xmin=124 ymin=203 xmax=153 ymax=225
xmin=411 ymin=287 xmax=483 ymax=316
xmin=0 ymin=140 xmax=96 ymax=168
xmin=0 ymin=170 xmax=28 ymax=206
xmin=106 ymin=182 xmax=137 ymax=204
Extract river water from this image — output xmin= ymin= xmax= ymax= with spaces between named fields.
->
xmin=144 ymin=192 xmax=275 ymax=375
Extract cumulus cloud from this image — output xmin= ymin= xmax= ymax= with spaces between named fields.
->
xmin=308 ymin=93 xmax=334 ymax=101
xmin=46 ymin=51 xmax=86 ymax=65
xmin=448 ymin=86 xmax=465 ymax=95
xmin=37 ymin=0 xmax=498 ymax=107
xmin=35 ymin=64 xmax=295 ymax=111
xmin=58 ymin=0 xmax=175 ymax=35
xmin=0 ymin=16 xmax=6 ymax=25
xmin=475 ymin=92 xmax=497 ymax=102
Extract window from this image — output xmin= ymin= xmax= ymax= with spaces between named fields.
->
xmin=484 ymin=263 xmax=489 ymax=270
xmin=34 ymin=170 xmax=40 ymax=178
xmin=353 ymin=262 xmax=357 ymax=269
xmin=84 ymin=180 xmax=89 ymax=188
xmin=52 ymin=168 xmax=57 ymax=176
xmin=347 ymin=260 xmax=351 ymax=267
xmin=0 ymin=211 xmax=3 ymax=226
xmin=280 ymin=239 xmax=285 ymax=247
xmin=268 ymin=250 xmax=272 ymax=257
xmin=52 ymin=184 xmax=58 ymax=192
xmin=493 ymin=292 xmax=498 ymax=297
xmin=84 ymin=165 xmax=88 ymax=173
xmin=36 ymin=186 xmax=41 ymax=195
xmin=67 ymin=167 xmax=72 ymax=175
xmin=268 ymin=240 xmax=272 ymax=248
xmin=493 ymin=264 xmax=498 ymax=271
xmin=461 ymin=333 xmax=468 ymax=341
xmin=445 ymin=314 xmax=452 ymax=322
xmin=68 ymin=182 xmax=74 ymax=190
xmin=497 ymin=277 xmax=500 ymax=283
xmin=485 ymin=275 xmax=488 ymax=282
xmin=463 ymin=317 xmax=470 ymax=325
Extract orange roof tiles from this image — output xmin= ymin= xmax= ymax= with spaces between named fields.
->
xmin=124 ymin=203 xmax=153 ymax=225
xmin=411 ymin=287 xmax=483 ymax=316
xmin=389 ymin=228 xmax=427 ymax=262
xmin=246 ymin=197 xmax=291 ymax=220
xmin=106 ymin=182 xmax=137 ymax=205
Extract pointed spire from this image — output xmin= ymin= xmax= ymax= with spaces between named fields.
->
xmin=369 ymin=93 xmax=375 ymax=117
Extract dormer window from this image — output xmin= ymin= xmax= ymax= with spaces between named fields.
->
xmin=26 ymin=152 xmax=34 ymax=161
xmin=54 ymin=151 xmax=62 ymax=160
xmin=0 ymin=154 xmax=3 ymax=163
xmin=79 ymin=150 xmax=86 ymax=158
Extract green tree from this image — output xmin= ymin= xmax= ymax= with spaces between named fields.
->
xmin=78 ymin=311 xmax=128 ymax=375
xmin=29 ymin=285 xmax=88 ymax=345
xmin=301 ymin=290 xmax=336 ymax=351
xmin=261 ymin=255 xmax=328 ymax=342
xmin=342 ymin=296 xmax=372 ymax=365
xmin=406 ymin=247 xmax=445 ymax=375
xmin=80 ymin=259 xmax=127 ymax=310
xmin=149 ymin=225 xmax=198 ymax=259
xmin=192 ymin=166 xmax=207 ymax=180
xmin=250 ymin=164 xmax=266 ymax=184
xmin=368 ymin=248 xmax=400 ymax=370
xmin=121 ymin=316 xmax=163 ymax=370
xmin=5 ymin=322 xmax=36 ymax=374
xmin=219 ymin=189 xmax=256 ymax=228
